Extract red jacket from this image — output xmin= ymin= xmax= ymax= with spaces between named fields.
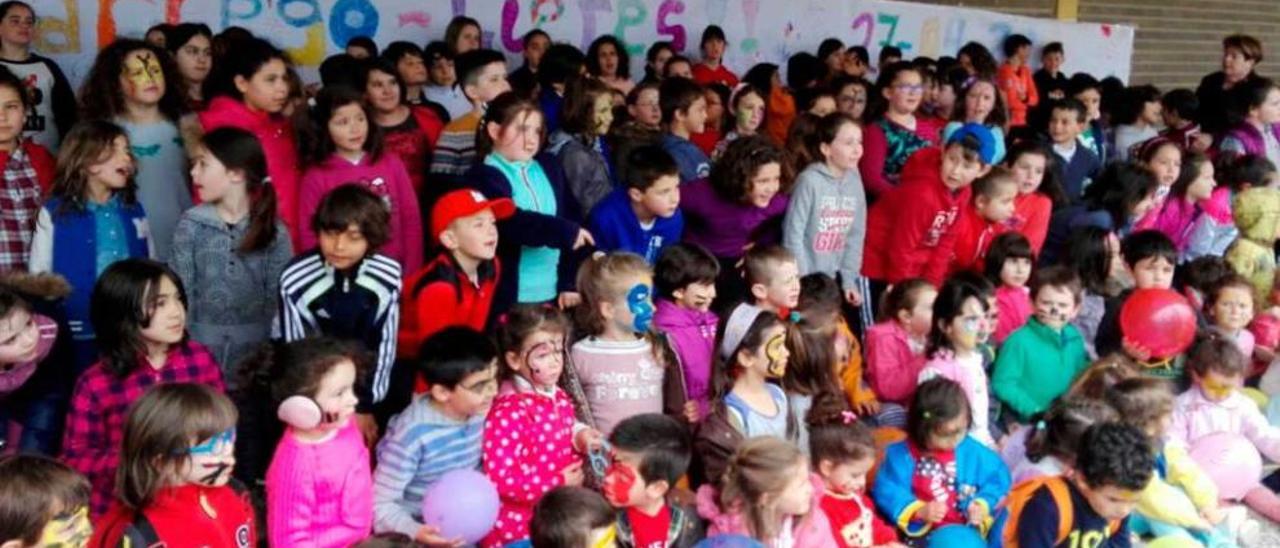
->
xmin=862 ymin=147 xmax=972 ymax=286
xmin=91 ymin=484 xmax=256 ymax=548
xmin=398 ymin=251 xmax=500 ymax=360
xmin=948 ymin=203 xmax=1001 ymax=275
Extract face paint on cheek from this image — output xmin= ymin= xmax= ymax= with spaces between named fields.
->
xmin=764 ymin=333 xmax=787 ymax=378
xmin=39 ymin=507 xmax=91 ymax=547
xmin=603 ymin=463 xmax=637 ymax=506
xmin=124 ymin=53 xmax=162 ymax=92
xmin=198 ymin=461 xmax=233 ymax=485
xmin=956 ymin=318 xmax=981 ymax=347
xmin=627 ymin=284 xmax=654 ymax=333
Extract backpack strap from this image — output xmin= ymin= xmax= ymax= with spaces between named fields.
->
xmin=120 ymin=512 xmax=163 ymax=548
xmin=1044 ymin=477 xmax=1074 ymax=546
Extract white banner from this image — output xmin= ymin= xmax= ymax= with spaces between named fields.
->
xmin=35 ymin=0 xmax=1134 ymax=87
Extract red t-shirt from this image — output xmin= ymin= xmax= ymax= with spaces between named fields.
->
xmin=690 ymin=129 xmax=721 ymax=157
xmin=820 ymin=490 xmax=899 ymax=547
xmin=692 ymin=63 xmax=739 ymax=88
xmin=909 ymin=445 xmax=964 ymax=527
xmin=627 ymin=505 xmax=671 ymax=548
xmin=91 ymin=484 xmax=256 ymax=548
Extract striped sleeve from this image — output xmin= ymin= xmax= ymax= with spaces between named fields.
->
xmin=275 ymin=253 xmax=328 ymax=342
xmin=362 ymin=254 xmax=402 ymax=404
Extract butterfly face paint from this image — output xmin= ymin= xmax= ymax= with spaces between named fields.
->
xmin=121 ymin=50 xmax=165 ymax=102
xmin=523 ymin=340 xmax=564 ymax=388
xmin=182 ymin=427 xmax=236 ymax=487
xmin=626 ymin=284 xmax=654 ymax=333
xmin=38 ymin=506 xmax=91 ymax=548
xmin=764 ymin=332 xmax=788 ymax=378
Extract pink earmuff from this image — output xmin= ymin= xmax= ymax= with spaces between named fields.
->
xmin=277 ymin=395 xmax=323 ymax=429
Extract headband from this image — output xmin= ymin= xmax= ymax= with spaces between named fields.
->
xmin=720 ymin=303 xmax=766 ymax=360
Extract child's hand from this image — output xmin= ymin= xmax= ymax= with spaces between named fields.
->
xmin=557 ymin=292 xmax=582 ymax=309
xmin=1121 ymin=337 xmax=1153 ymax=362
xmin=573 ymin=228 xmax=595 ymax=250
xmin=966 ymin=501 xmax=989 ymax=526
xmin=1256 ymin=345 xmax=1276 ymax=365
xmin=853 ymin=399 xmax=880 ymax=417
xmin=845 ymin=288 xmax=863 ymax=307
xmin=414 ymin=524 xmax=464 ymax=547
xmin=683 ymin=400 xmax=701 ymax=423
xmin=915 ymin=498 xmax=947 ymax=523
xmin=574 ymin=428 xmax=604 ymax=452
xmin=562 ymin=461 xmax=585 ymax=486
xmin=1201 ymin=504 xmax=1225 ymax=526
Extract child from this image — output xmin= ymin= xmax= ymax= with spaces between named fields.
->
xmin=858 ymin=62 xmax=939 ymax=198
xmin=993 ymin=266 xmax=1090 ymax=423
xmin=604 ymin=413 xmax=704 ymax=546
xmin=529 ymin=487 xmax=618 ymax=548
xmin=276 ymin=184 xmax=402 ymax=440
xmin=62 ymin=259 xmax=223 ymax=517
xmin=0 ymin=454 xmax=90 ymax=547
xmin=1064 ymin=227 xmax=1122 ymax=359
xmin=1046 ymin=98 xmax=1103 ymax=204
xmin=653 ymin=243 xmax=719 ymax=422
xmin=1136 ymin=138 xmax=1183 ymax=214
xmin=660 ymin=77 xmax=711 ymax=185
xmin=986 ymin=232 xmax=1034 ymax=344
xmin=0 ymin=1 xmax=75 ymax=152
xmin=947 ymin=167 xmax=1019 ymax=275
xmin=265 ymin=337 xmax=372 ymax=546
xmin=422 ymin=42 xmax=469 ymax=120
xmin=374 ymin=327 xmax=498 ymax=541
xmin=0 ymin=66 xmax=53 ymax=272
xmin=1219 ymin=77 xmax=1280 ymax=166
xmin=694 ymin=303 xmax=791 ymax=483
xmin=872 ymin=377 xmax=1010 ymax=541
xmin=695 ymin=436 xmax=835 ymax=546
xmin=1003 ymin=397 xmax=1117 ymax=484
xmin=0 ymin=280 xmax=64 ymax=453
xmin=566 ymin=253 xmax=664 ymax=434
xmin=1003 ymin=141 xmax=1061 ymax=255
xmin=1186 ymin=154 xmax=1275 ymax=263
xmin=833 ymin=77 xmax=870 ymax=123
xmin=806 ymin=393 xmax=903 ymax=547
xmin=780 ymin=303 xmax=842 ymax=451
xmin=862 ymin=123 xmax=997 ymax=287
xmin=589 ymin=145 xmax=684 ymax=265
xmin=508 ymin=29 xmax=549 ymax=99
xmin=1150 ymin=151 xmax=1216 ymax=253
xmin=398 ymin=189 xmax=513 ymax=360
xmin=1161 ymin=89 xmax=1210 ymax=153
xmin=1033 ymin=42 xmax=1069 ymax=102
xmin=1206 ymin=275 xmax=1258 ymax=369
xmin=79 ymin=39 xmax=190 ymax=259
xmin=946 ymin=76 xmax=1009 ymax=165
xmin=361 ymin=59 xmax=444 ymax=199
xmin=784 ymin=113 xmax=868 ymax=309
xmin=692 ymin=84 xmax=728 ymax=155
xmin=1009 ymin=423 xmax=1152 ymax=548
xmin=537 ymin=44 xmax=587 ymax=135
xmin=484 ymin=304 xmax=604 ymax=547
xmin=1043 ymin=163 xmax=1160 ymax=264
xmin=171 ymin=127 xmax=292 ymax=378
xmin=997 ymin=34 xmax=1038 ymax=128
xmin=713 ymin=84 xmax=765 ymax=160
xmin=692 ymin=26 xmax=738 ymax=87
xmin=1069 ymin=75 xmax=1109 ymax=165
xmin=744 ymin=245 xmax=801 ymax=316
xmin=918 ymin=278 xmax=995 ymax=446
xmin=549 ymin=77 xmax=618 ymax=216
xmin=1094 ymin=231 xmax=1179 ymax=364
xmin=382 ymin=41 xmax=433 ymax=110
xmin=586 ymin=35 xmax=634 ymax=96
xmin=865 ymin=279 xmax=936 ymax=426
xmin=795 ymin=274 xmax=876 ymax=421
xmin=90 ymin=384 xmax=254 ymax=546
xmin=1112 ymin=85 xmax=1163 ymax=162
xmin=1226 ymin=187 xmax=1280 ymax=307
xmin=299 ymin=86 xmax=423 ymax=272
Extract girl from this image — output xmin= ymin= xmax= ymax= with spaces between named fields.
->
xmin=917 ymin=279 xmax=995 ymax=447
xmin=165 ymin=23 xmax=213 ymax=110
xmin=547 ymin=77 xmax=617 ymax=217
xmin=986 ymin=232 xmax=1034 ymax=345
xmin=681 ymin=136 xmax=788 ymax=307
xmin=806 ymin=393 xmax=904 ymax=547
xmin=0 ymin=1 xmax=76 ymax=152
xmin=943 ymin=77 xmax=1008 ymax=165
xmin=199 ymin=37 xmax=301 ymax=245
xmin=0 ymin=278 xmax=64 ymax=454
xmin=467 ymin=92 xmax=594 ymax=314
xmin=741 ymin=63 xmax=795 ymax=147
xmin=1151 ymin=151 xmax=1216 ymax=253
xmin=79 ymin=38 xmax=191 ymax=260
xmin=641 ymin=42 xmax=674 ymax=84
xmin=1002 ymin=397 xmax=1117 ymax=484
xmin=444 ymin=16 xmax=481 ymax=56
xmin=782 ymin=309 xmax=843 ymax=451
xmin=695 ymin=436 xmax=836 ymax=547
xmin=1186 ymin=154 xmax=1275 ymax=262
xmin=61 ymin=259 xmax=224 ymax=517
xmin=90 ymin=383 xmax=254 ymax=546
xmin=361 ymin=58 xmax=444 ymax=200
xmin=692 ymin=84 xmax=728 ymax=156
xmin=1136 ymin=138 xmax=1184 ymax=217
xmin=29 ymin=120 xmax=152 ymax=375
xmin=1003 ymin=141 xmax=1062 ymax=254
xmin=298 ymin=86 xmax=423 ymax=272
xmin=1064 ymin=227 xmax=1124 ymax=359
xmin=712 ymin=84 xmax=766 ymax=160
xmin=484 ymin=304 xmax=603 ymax=547
xmin=833 ymin=76 xmax=870 ymax=122
xmin=865 ymin=279 xmax=936 ymax=427
xmin=0 ymin=65 xmax=53 ymax=272
xmin=1207 ymin=275 xmax=1257 ymax=373
xmin=565 ymin=253 xmax=664 ymax=434
xmin=1219 ymin=77 xmax=1280 ymax=167
xmin=783 ymin=113 xmax=868 ymax=313
xmin=170 ymin=127 xmax=292 ymax=379
xmin=694 ymin=303 xmax=792 ymax=484
xmin=1113 ymin=85 xmax=1163 ymax=162
xmin=858 ymin=62 xmax=942 ymax=199
xmin=265 ymin=338 xmax=373 ymax=546
xmin=872 ymin=377 xmax=1010 ymax=541
xmin=586 ymin=35 xmax=634 ymax=96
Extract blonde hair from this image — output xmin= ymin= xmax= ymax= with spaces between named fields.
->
xmin=575 ymin=252 xmax=653 ymax=336
xmin=719 ymin=437 xmax=808 ymax=541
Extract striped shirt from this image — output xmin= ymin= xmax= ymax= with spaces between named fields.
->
xmin=429 ymin=111 xmax=481 ymax=177
xmin=373 ymin=396 xmax=486 ymax=536
xmin=275 ymin=250 xmax=401 ymax=409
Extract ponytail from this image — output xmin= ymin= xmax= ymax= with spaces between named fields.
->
xmin=242 ymin=176 xmax=279 ymax=253
xmin=199 ymin=127 xmax=278 ymax=253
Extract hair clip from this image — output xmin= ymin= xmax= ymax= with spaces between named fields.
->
xmin=1035 ymin=420 xmax=1046 ymax=431
xmin=497 ymin=313 xmax=510 ymax=325
xmin=787 ymin=311 xmax=802 ymax=324
xmin=922 ymin=410 xmax=932 ymax=419
xmin=841 ymin=410 xmax=858 ymax=424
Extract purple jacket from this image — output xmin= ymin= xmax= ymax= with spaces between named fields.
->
xmin=653 ymin=299 xmax=717 ymax=417
xmin=679 ymin=179 xmax=789 ymax=259
xmin=1222 ymin=122 xmax=1280 ymax=157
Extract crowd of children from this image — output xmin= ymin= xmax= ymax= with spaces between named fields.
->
xmin=6 ymin=1 xmax=1280 ymax=546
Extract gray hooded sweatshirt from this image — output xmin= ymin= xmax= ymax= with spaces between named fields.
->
xmin=782 ymin=162 xmax=868 ymax=292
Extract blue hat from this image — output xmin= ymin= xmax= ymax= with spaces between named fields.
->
xmin=946 ymin=123 xmax=998 ymax=165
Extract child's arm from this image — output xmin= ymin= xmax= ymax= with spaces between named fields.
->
xmin=1023 ymin=68 xmax=1039 ymax=109
xmin=1022 ymin=196 xmax=1051 ymax=254
xmin=866 ymin=330 xmax=916 ymax=405
xmin=1136 ymin=467 xmax=1211 ymax=530
xmin=391 ymin=159 xmax=425 ymax=272
xmin=781 ymin=177 xmax=815 ymax=275
xmin=266 ymin=443 xmax=320 ymax=546
xmin=482 ymin=399 xmax=564 ymax=505
xmin=970 ymin=442 xmax=1013 ymax=528
xmin=920 ymin=208 xmax=963 ymax=287
xmin=49 ymin=58 xmax=79 ymax=138
xmin=266 ymin=225 xmax=295 ymax=294
xmin=470 ymin=168 xmax=580 ymax=251
xmin=839 ymin=184 xmax=869 ymax=297
xmin=858 ymin=123 xmax=894 ymax=198
xmin=1164 ymin=443 xmax=1220 ymax=513
xmin=169 ymin=218 xmax=197 ymax=307
xmin=27 ymin=209 xmax=52 ymax=274
xmin=991 ymin=338 xmax=1039 ymax=419
xmin=60 ymin=378 xmax=116 ymax=483
xmin=361 ymin=272 xmax=401 ymax=410
xmin=372 ymin=424 xmax=428 ymax=536
xmin=870 ymin=443 xmax=933 ymax=538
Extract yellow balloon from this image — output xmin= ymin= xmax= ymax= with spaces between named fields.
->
xmin=1243 ymin=387 xmax=1269 ymax=411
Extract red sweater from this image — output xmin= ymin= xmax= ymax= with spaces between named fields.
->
xmin=399 ymin=252 xmax=499 ymax=360
xmin=948 ymin=203 xmax=1001 ymax=276
xmin=862 ymin=147 xmax=972 ymax=286
xmin=91 ymin=484 xmax=256 ymax=548
xmin=1007 ymin=192 xmax=1052 ymax=254
xmin=820 ymin=490 xmax=898 ymax=547
xmin=692 ymin=63 xmax=739 ymax=87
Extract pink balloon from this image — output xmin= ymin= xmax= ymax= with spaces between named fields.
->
xmin=1188 ymin=432 xmax=1262 ymax=500
xmin=421 ymin=469 xmax=500 ymax=543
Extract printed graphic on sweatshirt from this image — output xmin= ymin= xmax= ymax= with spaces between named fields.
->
xmin=812 ymin=196 xmax=858 ymax=252
xmin=924 ymin=207 xmax=960 ymax=247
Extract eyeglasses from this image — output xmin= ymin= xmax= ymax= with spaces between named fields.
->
xmin=187 ymin=428 xmax=235 ymax=456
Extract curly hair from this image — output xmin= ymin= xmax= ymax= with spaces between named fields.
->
xmin=708 ymin=135 xmax=785 ymax=203
xmin=79 ymin=38 xmax=186 ymax=122
xmin=1076 ymin=422 xmax=1155 ymax=491
xmin=586 ymin=35 xmax=631 ymax=80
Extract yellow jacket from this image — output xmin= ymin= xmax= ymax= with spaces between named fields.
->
xmin=838 ymin=322 xmax=879 ymax=409
xmin=1136 ymin=443 xmax=1219 ymax=530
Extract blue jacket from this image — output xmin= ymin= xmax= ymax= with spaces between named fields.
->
xmin=1054 ymin=145 xmax=1102 ymax=205
xmin=872 ymin=437 xmax=1011 ymax=539
xmin=588 ymin=189 xmax=683 ymax=264
xmin=661 ymin=134 xmax=711 ymax=185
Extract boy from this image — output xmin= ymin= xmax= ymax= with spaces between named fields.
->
xmin=589 ymin=145 xmax=684 ymax=264
xmin=691 ymin=26 xmax=738 ymax=87
xmin=1160 ymin=89 xmax=1211 ymax=153
xmin=947 ymin=167 xmax=1019 ymax=275
xmin=528 ymin=487 xmax=617 ymax=548
xmin=659 ymin=77 xmax=710 ymax=185
xmin=744 ymin=245 xmax=801 ymax=316
xmin=1033 ymin=42 xmax=1068 ymax=102
xmin=654 ymin=243 xmax=719 ymax=422
xmin=430 ymin=48 xmax=511 ymax=179
xmin=862 ymin=123 xmax=998 ymax=287
xmin=383 ymin=42 xmax=432 ymax=108
xmin=0 ymin=454 xmax=91 ymax=548
xmin=1047 ymin=98 xmax=1102 ymax=204
xmin=538 ymin=44 xmax=587 ymax=135
xmin=878 ymin=46 xmax=902 ymax=73
xmin=604 ymin=414 xmax=704 ymax=547
xmin=509 ymin=29 xmax=550 ymax=99
xmin=399 ymin=189 xmax=514 ymax=359
xmin=992 ymin=266 xmax=1090 ymax=423
xmin=1010 ymin=423 xmax=1153 ymax=548
xmin=997 ymin=34 xmax=1038 ymax=127
xmin=421 ymin=41 xmax=470 ymax=121
xmin=277 ymin=184 xmax=401 ymax=443
xmin=1069 ymin=74 xmax=1109 ymax=164
xmin=1095 ymin=230 xmax=1178 ymax=362
xmin=373 ymin=328 xmax=500 ymax=543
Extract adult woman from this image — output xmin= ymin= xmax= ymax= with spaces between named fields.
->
xmin=1198 ymin=34 xmax=1265 ymax=135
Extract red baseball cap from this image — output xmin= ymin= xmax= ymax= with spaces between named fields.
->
xmin=431 ymin=189 xmax=516 ymax=243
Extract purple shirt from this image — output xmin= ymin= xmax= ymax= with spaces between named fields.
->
xmin=679 ymin=179 xmax=789 ymax=259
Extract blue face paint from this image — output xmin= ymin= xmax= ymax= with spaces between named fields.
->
xmin=628 ymin=284 xmax=654 ymax=333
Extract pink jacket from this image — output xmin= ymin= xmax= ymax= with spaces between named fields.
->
xmin=865 ymin=321 xmax=926 ymax=407
xmin=199 ymin=97 xmax=301 ymax=248
xmin=919 ymin=350 xmax=992 ymax=446
xmin=1169 ymin=387 xmax=1280 ymax=463
xmin=1150 ymin=196 xmax=1205 ymax=252
xmin=265 ymin=419 xmax=373 ymax=547
xmin=695 ymin=474 xmax=838 ymax=547
xmin=993 ymin=286 xmax=1032 ymax=345
xmin=299 ymin=153 xmax=424 ymax=272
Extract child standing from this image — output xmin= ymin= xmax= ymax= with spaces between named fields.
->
xmin=90 ymin=384 xmax=253 ymax=547
xmin=997 ymin=34 xmax=1038 ymax=128
xmin=691 ymin=26 xmax=738 ymax=88
xmin=548 ymin=77 xmax=618 ymax=216
xmin=0 ymin=454 xmax=90 ymax=547
xmin=589 ymin=145 xmax=683 ymax=265
xmin=430 ymin=49 xmax=511 ymax=181
xmin=1151 ymin=151 xmax=1216 ymax=253
xmin=0 ymin=1 xmax=76 ymax=152
xmin=1003 ymin=141 xmax=1062 ymax=254
xmin=171 ymin=127 xmax=292 ymax=378
xmin=872 ymin=377 xmax=1010 ymax=542
xmin=361 ymin=58 xmax=444 ymax=199
xmin=918 ymin=279 xmax=995 ymax=446
xmin=603 ymin=413 xmax=704 ymax=547
xmin=660 ymin=77 xmax=711 ymax=185
xmin=947 ymin=168 xmax=1019 ymax=276
xmin=1225 ymin=187 xmax=1280 ymax=307
xmin=265 ymin=338 xmax=373 ymax=546
xmin=858 ymin=62 xmax=940 ymax=199
xmin=806 ymin=394 xmax=903 ymax=547
xmin=0 ymin=66 xmax=53 ymax=272
xmin=653 ymin=243 xmax=719 ymax=422
xmin=1070 ymin=75 xmax=1109 ymax=165
xmin=865 ymin=279 xmax=936 ymax=426
xmin=944 ymin=77 xmax=1008 ymax=164
xmin=744 ymin=245 xmax=802 ymax=316
xmin=986 ymin=233 xmax=1035 ymax=344
xmin=483 ymin=304 xmax=604 ymax=547
xmin=299 ymin=86 xmax=423 ymax=272
xmin=1047 ymin=98 xmax=1103 ymax=204
xmin=712 ymin=84 xmax=765 ymax=160
xmin=1033 ymin=42 xmax=1068 ymax=101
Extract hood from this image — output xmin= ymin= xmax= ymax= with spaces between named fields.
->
xmin=200 ymin=96 xmax=276 ymax=132
xmin=654 ymin=300 xmax=717 ymax=329
xmin=1233 ymin=187 xmax=1280 ymax=241
xmin=0 ymin=272 xmax=71 ymax=300
xmin=898 ymin=146 xmax=944 ymax=188
xmin=695 ymin=484 xmax=744 ymax=535
xmin=182 ymin=203 xmax=248 ymax=233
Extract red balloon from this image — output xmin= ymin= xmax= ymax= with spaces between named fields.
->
xmin=1120 ymin=288 xmax=1197 ymax=359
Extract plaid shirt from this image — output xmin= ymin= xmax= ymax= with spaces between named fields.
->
xmin=0 ymin=141 xmax=45 ymax=271
xmin=61 ymin=339 xmax=224 ymax=517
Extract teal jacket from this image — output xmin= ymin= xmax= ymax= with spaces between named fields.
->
xmin=992 ymin=317 xmax=1090 ymax=421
